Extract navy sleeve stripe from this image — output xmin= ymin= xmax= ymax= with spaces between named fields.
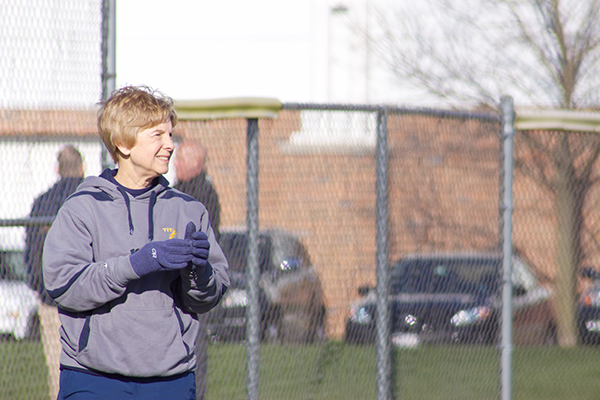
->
xmin=161 ymin=189 xmax=198 ymax=202
xmin=69 ymin=191 xmax=114 ymax=202
xmin=78 ymin=315 xmax=92 ymax=351
xmin=47 ymin=264 xmax=92 ymax=300
xmin=173 ymin=307 xmax=185 ymax=335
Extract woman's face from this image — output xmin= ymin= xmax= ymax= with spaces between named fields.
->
xmin=119 ymin=120 xmax=175 ymax=184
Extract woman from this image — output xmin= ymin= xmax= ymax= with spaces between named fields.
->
xmin=42 ymin=85 xmax=229 ymax=399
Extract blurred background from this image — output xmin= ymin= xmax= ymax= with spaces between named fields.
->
xmin=2 ymin=1 xmax=600 ymax=399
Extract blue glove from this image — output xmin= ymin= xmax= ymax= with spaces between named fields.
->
xmin=130 ymin=238 xmax=193 ymax=277
xmin=184 ymin=222 xmax=210 ymax=271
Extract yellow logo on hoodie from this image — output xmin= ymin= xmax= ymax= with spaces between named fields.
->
xmin=163 ymin=227 xmax=177 ymax=239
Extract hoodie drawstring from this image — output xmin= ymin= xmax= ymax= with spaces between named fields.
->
xmin=148 ymin=191 xmax=157 ymax=241
xmin=117 ymin=186 xmax=158 ymax=240
xmin=117 ymin=187 xmax=135 ymax=235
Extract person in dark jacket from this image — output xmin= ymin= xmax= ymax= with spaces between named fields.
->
xmin=174 ymin=140 xmax=221 ymax=400
xmin=25 ymin=144 xmax=84 ymax=400
xmin=174 ymin=141 xmax=221 ymax=241
xmin=42 ymin=85 xmax=229 ymax=400
xmin=26 ymin=145 xmax=85 ymax=302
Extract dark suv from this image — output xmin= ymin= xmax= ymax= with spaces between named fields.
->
xmin=205 ymin=229 xmax=326 ymax=343
xmin=345 ymin=253 xmax=555 ymax=346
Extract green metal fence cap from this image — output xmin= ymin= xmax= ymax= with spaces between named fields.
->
xmin=175 ymin=97 xmax=282 ymax=120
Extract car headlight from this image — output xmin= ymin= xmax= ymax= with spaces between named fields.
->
xmin=348 ymin=305 xmax=372 ymax=324
xmin=450 ymin=306 xmax=491 ymax=327
xmin=222 ymin=289 xmax=248 ymax=308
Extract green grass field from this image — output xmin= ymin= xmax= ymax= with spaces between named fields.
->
xmin=0 ymin=339 xmax=48 ymax=400
xmin=2 ymin=340 xmax=600 ymax=400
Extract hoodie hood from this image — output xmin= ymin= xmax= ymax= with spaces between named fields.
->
xmin=81 ymin=168 xmax=172 ymax=200
xmin=76 ymin=169 xmax=171 ymax=241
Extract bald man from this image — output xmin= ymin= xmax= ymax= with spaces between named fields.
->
xmin=174 ymin=141 xmax=221 ymax=241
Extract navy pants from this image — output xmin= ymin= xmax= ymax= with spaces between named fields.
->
xmin=57 ymin=369 xmax=196 ymax=400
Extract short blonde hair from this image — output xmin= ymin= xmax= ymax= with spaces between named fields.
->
xmin=98 ymin=85 xmax=178 ymax=163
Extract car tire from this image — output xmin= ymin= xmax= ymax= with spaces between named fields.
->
xmin=543 ymin=323 xmax=557 ymax=346
xmin=261 ymin=307 xmax=283 ymax=344
xmin=24 ymin=312 xmax=41 ymax=341
xmin=307 ymin=305 xmax=326 ymax=343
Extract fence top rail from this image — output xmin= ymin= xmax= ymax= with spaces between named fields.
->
xmin=282 ymin=102 xmax=501 ymax=122
xmin=175 ymin=97 xmax=282 ymax=120
xmin=0 ymin=217 xmax=55 ymax=227
xmin=515 ymin=108 xmax=600 ymax=132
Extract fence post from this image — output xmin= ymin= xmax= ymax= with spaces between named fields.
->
xmin=173 ymin=98 xmax=281 ymax=400
xmin=375 ymin=107 xmax=391 ymax=400
xmin=100 ymin=0 xmax=116 ymax=170
xmin=500 ymin=95 xmax=515 ymax=400
xmin=246 ymin=117 xmax=260 ymax=400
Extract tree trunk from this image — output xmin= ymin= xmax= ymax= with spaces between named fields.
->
xmin=554 ymin=140 xmax=579 ymax=347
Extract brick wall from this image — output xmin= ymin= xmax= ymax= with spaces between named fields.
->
xmin=5 ymin=107 xmax=587 ymax=338
xmin=178 ymin=110 xmax=507 ymax=337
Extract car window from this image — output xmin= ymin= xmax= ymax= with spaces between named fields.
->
xmin=390 ymin=258 xmax=500 ymax=295
xmin=218 ymin=233 xmax=269 ymax=273
xmin=0 ymin=250 xmax=26 ymax=281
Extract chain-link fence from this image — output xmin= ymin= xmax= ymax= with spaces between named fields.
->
xmin=3 ymin=2 xmax=600 ymax=400
xmin=1 ymin=1 xmax=104 ymax=399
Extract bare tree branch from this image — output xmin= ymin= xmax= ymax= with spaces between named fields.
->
xmin=357 ymin=0 xmax=600 ymax=347
xmin=360 ymin=0 xmax=600 ymax=110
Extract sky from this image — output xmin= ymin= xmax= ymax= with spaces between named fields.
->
xmin=0 ymin=0 xmax=428 ymax=108
xmin=7 ymin=0 xmax=585 ymax=109
xmin=116 ymin=0 xmax=317 ymax=103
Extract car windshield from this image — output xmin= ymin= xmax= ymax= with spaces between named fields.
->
xmin=390 ymin=257 xmax=500 ymax=295
xmin=218 ymin=231 xmax=312 ymax=276
xmin=218 ymin=233 xmax=269 ymax=274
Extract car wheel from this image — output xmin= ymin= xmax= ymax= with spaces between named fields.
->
xmin=261 ymin=307 xmax=282 ymax=344
xmin=307 ymin=305 xmax=326 ymax=343
xmin=543 ymin=323 xmax=557 ymax=346
xmin=24 ymin=312 xmax=41 ymax=341
xmin=344 ymin=321 xmax=372 ymax=345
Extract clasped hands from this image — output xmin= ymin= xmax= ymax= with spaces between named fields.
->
xmin=130 ymin=221 xmax=210 ymax=277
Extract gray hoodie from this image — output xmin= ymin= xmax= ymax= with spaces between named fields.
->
xmin=42 ymin=169 xmax=229 ymax=377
